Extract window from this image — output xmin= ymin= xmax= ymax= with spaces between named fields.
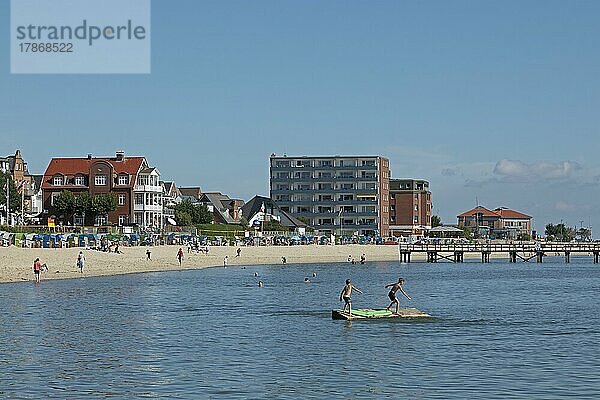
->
xmin=118 ymin=194 xmax=126 ymax=206
xmin=118 ymin=215 xmax=127 ymax=225
xmin=135 ymin=194 xmax=144 ymax=205
xmin=138 ymin=175 xmax=148 ymax=186
xmin=118 ymin=175 xmax=128 ymax=185
xmin=74 ymin=176 xmax=85 ymax=186
xmin=53 ymin=176 xmax=63 ymax=186
xmin=95 ymin=175 xmax=107 ymax=186
xmin=95 ymin=215 xmax=107 ymax=226
xmin=50 ymin=192 xmax=60 ymax=206
xmin=276 ymin=172 xmax=289 ymax=179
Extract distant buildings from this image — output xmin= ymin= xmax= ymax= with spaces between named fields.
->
xmin=457 ymin=206 xmax=532 ymax=239
xmin=242 ymin=195 xmax=308 ymax=231
xmin=269 ymin=155 xmax=390 ymax=236
xmin=389 ymin=179 xmax=432 ymax=237
xmin=42 ymin=151 xmax=163 ymax=228
xmin=178 ymin=187 xmax=244 ymax=224
xmin=1 ymin=150 xmax=39 ymax=224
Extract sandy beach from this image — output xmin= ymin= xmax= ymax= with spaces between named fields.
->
xmin=0 ymin=244 xmax=410 ymax=284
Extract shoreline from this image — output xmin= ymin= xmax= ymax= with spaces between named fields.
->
xmin=0 ymin=244 xmax=516 ymax=285
xmin=0 ymin=244 xmax=404 ymax=285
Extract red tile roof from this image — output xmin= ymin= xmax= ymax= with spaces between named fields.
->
xmin=493 ymin=208 xmax=532 ymax=219
xmin=457 ymin=206 xmax=532 ymax=220
xmin=457 ymin=206 xmax=499 ymax=218
xmin=42 ymin=157 xmax=145 ymax=189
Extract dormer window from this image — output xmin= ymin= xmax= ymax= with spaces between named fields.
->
xmin=95 ymin=175 xmax=107 ymax=186
xmin=53 ymin=176 xmax=63 ymax=186
xmin=118 ymin=175 xmax=129 ymax=185
xmin=75 ymin=176 xmax=85 ymax=186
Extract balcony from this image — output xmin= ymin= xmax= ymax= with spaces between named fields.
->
xmin=134 ymin=204 xmax=163 ymax=212
xmin=134 ymin=185 xmax=163 ymax=193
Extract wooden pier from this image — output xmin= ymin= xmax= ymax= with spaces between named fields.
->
xmin=398 ymin=243 xmax=600 ymax=264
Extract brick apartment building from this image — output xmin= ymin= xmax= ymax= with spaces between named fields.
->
xmin=388 ymin=179 xmax=432 ymax=237
xmin=42 ymin=152 xmax=163 ymax=228
xmin=270 ymin=155 xmax=390 ymax=237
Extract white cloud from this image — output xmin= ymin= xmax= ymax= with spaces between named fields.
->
xmin=493 ymin=159 xmax=581 ymax=180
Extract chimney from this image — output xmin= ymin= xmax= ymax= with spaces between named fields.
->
xmin=87 ymin=154 xmax=92 ymax=160
xmin=116 ymin=150 xmax=125 ymax=161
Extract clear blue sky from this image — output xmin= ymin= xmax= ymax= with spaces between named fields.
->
xmin=2 ymin=0 xmax=599 ymax=232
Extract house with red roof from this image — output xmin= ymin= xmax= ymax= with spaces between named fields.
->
xmin=42 ymin=151 xmax=163 ymax=228
xmin=457 ymin=206 xmax=532 ymax=239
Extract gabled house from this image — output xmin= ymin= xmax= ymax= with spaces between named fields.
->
xmin=242 ymin=195 xmax=308 ymax=230
xmin=457 ymin=206 xmax=532 ymax=239
xmin=42 ymin=151 xmax=163 ymax=228
xmin=198 ymin=192 xmax=244 ymax=224
xmin=161 ymin=181 xmax=181 ymax=226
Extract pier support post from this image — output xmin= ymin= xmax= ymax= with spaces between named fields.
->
xmin=400 ymin=250 xmax=411 ymax=263
xmin=509 ymin=251 xmax=517 ymax=263
xmin=536 ymin=251 xmax=544 ymax=263
xmin=481 ymin=251 xmax=491 ymax=263
xmin=454 ymin=251 xmax=464 ymax=263
xmin=594 ymin=252 xmax=599 ymax=264
xmin=427 ymin=251 xmax=437 ymax=263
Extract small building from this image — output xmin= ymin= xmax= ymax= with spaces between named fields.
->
xmin=198 ymin=192 xmax=244 ymax=224
xmin=457 ymin=206 xmax=532 ymax=240
xmin=242 ymin=195 xmax=308 ymax=231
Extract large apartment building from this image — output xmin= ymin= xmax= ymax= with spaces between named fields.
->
xmin=389 ymin=179 xmax=432 ymax=236
xmin=269 ymin=155 xmax=390 ymax=237
xmin=42 ymin=151 xmax=163 ymax=228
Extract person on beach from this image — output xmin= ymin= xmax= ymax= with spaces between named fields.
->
xmin=177 ymin=248 xmax=184 ymax=266
xmin=339 ymin=279 xmax=362 ymax=315
xmin=146 ymin=249 xmax=151 ymax=260
xmin=236 ymin=248 xmax=241 ymax=257
xmin=385 ymin=278 xmax=411 ymax=315
xmin=360 ymin=254 xmax=366 ymax=264
xmin=348 ymin=255 xmax=352 ymax=263
xmin=33 ymin=258 xmax=41 ymax=283
xmin=223 ymin=255 xmax=228 ymax=267
xmin=77 ymin=251 xmax=85 ymax=273
xmin=282 ymin=256 xmax=286 ymax=264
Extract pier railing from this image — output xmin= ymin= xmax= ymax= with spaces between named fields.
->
xmin=399 ymin=243 xmax=600 ymax=253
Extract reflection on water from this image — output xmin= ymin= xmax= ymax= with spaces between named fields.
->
xmin=1 ymin=260 xmax=600 ymax=399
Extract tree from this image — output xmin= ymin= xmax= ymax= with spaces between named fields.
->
xmin=577 ymin=227 xmax=592 ymax=242
xmin=431 ymin=215 xmax=441 ymax=228
xmin=175 ymin=210 xmax=193 ymax=227
xmin=545 ymin=223 xmax=576 ymax=242
xmin=91 ymin=194 xmax=117 ymax=214
xmin=0 ymin=171 xmax=22 ymax=213
xmin=174 ymin=200 xmax=213 ymax=225
xmin=263 ymin=220 xmax=289 ymax=232
xmin=52 ymin=190 xmax=77 ymax=223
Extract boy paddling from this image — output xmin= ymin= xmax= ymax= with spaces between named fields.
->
xmin=339 ymin=279 xmax=363 ymax=315
xmin=385 ymin=278 xmax=411 ymax=315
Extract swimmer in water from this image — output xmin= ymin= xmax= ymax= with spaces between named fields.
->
xmin=258 ymin=281 xmax=264 ymax=288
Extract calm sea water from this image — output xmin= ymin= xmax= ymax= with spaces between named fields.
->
xmin=1 ymin=256 xmax=600 ymax=399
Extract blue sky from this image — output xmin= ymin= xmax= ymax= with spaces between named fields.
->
xmin=1 ymin=0 xmax=599 ymax=232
